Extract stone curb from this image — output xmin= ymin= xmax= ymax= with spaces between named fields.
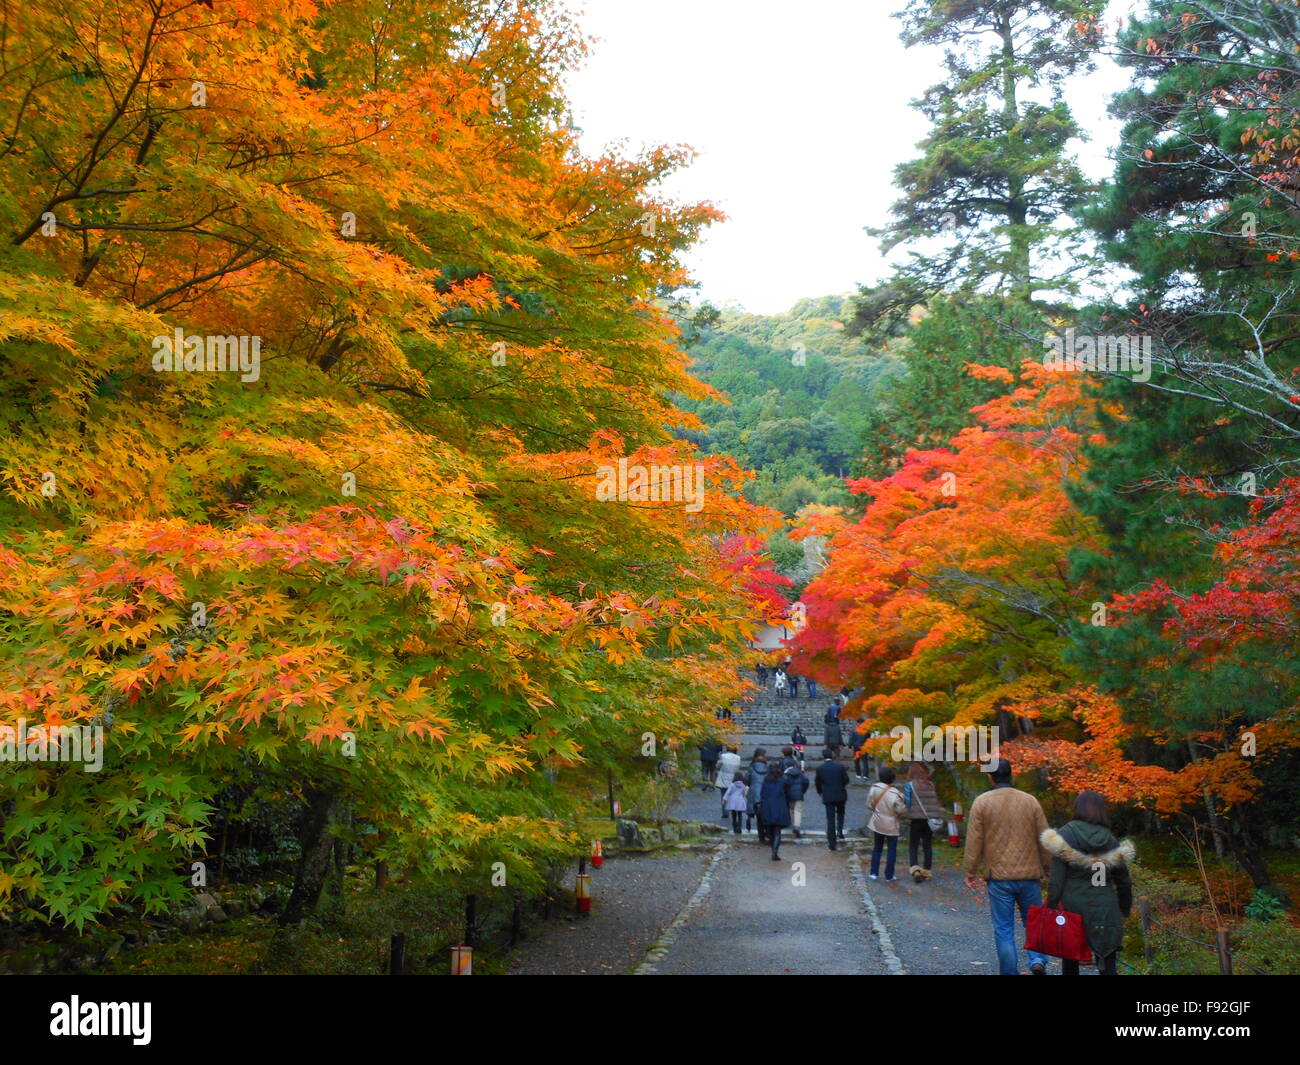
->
xmin=630 ymin=840 xmax=730 ymax=974
xmin=847 ymin=848 xmax=907 ymax=975
xmin=608 ymin=819 xmax=722 ymax=855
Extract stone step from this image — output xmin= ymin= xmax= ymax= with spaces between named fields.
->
xmin=725 ymin=681 xmax=862 ymax=747
xmin=730 ymin=706 xmax=860 ymax=732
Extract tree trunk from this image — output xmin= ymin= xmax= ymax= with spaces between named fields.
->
xmin=323 ymin=801 xmax=352 ymax=913
xmin=217 ymin=819 xmax=229 ymax=881
xmin=998 ymin=16 xmax=1031 ymax=301
xmin=1186 ymin=739 xmax=1225 ymax=859
xmin=1224 ymin=804 xmax=1286 ymax=903
xmin=280 ymin=787 xmax=343 ymax=925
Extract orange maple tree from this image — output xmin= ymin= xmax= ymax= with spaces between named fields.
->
xmin=790 ymin=359 xmax=1103 ymax=759
xmin=0 ymin=0 xmax=776 ymax=925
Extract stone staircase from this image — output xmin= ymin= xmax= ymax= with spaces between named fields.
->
xmin=730 ymin=681 xmax=838 ymax=738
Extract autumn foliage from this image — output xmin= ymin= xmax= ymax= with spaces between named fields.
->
xmin=791 ymin=358 xmax=1102 ymax=746
xmin=0 ymin=0 xmax=775 ymax=925
xmin=796 ymin=345 xmax=1300 ymax=890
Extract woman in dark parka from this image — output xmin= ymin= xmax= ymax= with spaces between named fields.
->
xmin=759 ymin=762 xmax=794 ymax=861
xmin=747 ymin=748 xmax=768 ymax=839
xmin=1040 ymin=791 xmax=1135 ymax=975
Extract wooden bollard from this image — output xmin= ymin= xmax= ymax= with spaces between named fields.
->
xmin=1216 ymin=928 xmax=1232 ymax=975
xmin=1138 ymin=897 xmax=1155 ymax=966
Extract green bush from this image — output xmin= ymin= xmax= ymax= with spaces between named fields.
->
xmin=1244 ymin=887 xmax=1287 ymax=922
xmin=620 ymin=772 xmax=686 ymax=824
xmin=1232 ymin=918 xmax=1300 ymax=975
xmin=1131 ymin=867 xmax=1204 ymax=909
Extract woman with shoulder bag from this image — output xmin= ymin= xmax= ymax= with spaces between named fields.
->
xmin=903 ymin=762 xmax=944 ymax=882
xmin=866 ymin=766 xmax=908 ymax=881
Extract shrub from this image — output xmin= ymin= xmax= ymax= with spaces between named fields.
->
xmin=1244 ymin=887 xmax=1287 ymax=921
xmin=1232 ymin=917 xmax=1300 ymax=975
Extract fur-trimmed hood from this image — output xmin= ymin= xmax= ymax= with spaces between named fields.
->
xmin=1041 ymin=826 xmax=1136 ymax=869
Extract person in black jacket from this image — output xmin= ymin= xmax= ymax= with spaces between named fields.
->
xmin=784 ymin=760 xmax=811 ymax=838
xmin=823 ymin=714 xmax=843 ymax=755
xmin=747 ymin=749 xmax=769 ymax=840
xmin=814 ymin=748 xmax=851 ymax=850
xmin=698 ymin=742 xmax=722 ymax=790
xmin=791 ymin=726 xmax=808 ymax=758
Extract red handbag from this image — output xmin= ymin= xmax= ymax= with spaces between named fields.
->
xmin=1025 ymin=903 xmax=1092 ymax=963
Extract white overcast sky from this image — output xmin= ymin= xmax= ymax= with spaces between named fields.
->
xmin=564 ymin=0 xmax=1142 ymax=314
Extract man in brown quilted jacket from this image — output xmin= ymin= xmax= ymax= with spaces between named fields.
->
xmin=962 ymin=758 xmax=1052 ymax=975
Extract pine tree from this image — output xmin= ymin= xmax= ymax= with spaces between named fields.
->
xmin=854 ymin=0 xmax=1103 ymax=330
xmin=856 ymin=294 xmax=1044 ymax=477
xmin=1064 ymin=0 xmax=1300 ymax=892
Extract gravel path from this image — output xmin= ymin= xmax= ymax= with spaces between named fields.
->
xmin=507 ymin=831 xmax=1051 ymax=975
xmin=510 ymin=749 xmax=1051 ymax=977
xmin=647 ymin=839 xmax=891 ymax=976
xmin=853 ymin=841 xmax=1056 ymax=974
xmin=507 ymin=847 xmax=712 ymax=975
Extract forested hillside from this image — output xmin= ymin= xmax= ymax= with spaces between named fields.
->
xmin=676 ymin=295 xmax=902 ymax=523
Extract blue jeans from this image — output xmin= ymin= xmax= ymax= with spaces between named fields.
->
xmin=870 ymin=832 xmax=898 ymax=879
xmin=987 ymin=878 xmax=1048 ymax=975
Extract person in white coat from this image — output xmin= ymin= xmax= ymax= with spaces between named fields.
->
xmin=866 ymin=766 xmax=908 ymax=881
xmin=714 ymin=745 xmax=741 ymax=819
